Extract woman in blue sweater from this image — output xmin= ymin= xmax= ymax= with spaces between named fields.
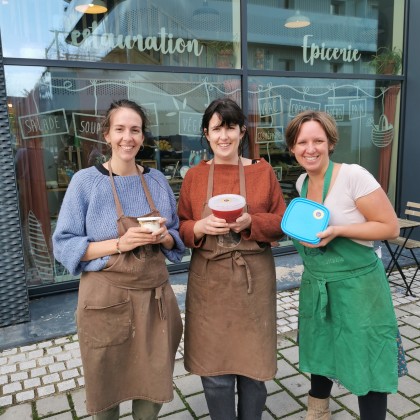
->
xmin=53 ymin=99 xmax=185 ymax=420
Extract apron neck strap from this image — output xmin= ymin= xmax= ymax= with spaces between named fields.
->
xmin=301 ymin=160 xmax=334 ymax=203
xmin=206 ymin=158 xmax=247 ymax=202
xmin=108 ymin=159 xmax=158 ymax=218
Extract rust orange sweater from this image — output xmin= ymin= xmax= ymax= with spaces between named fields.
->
xmin=178 ymin=159 xmax=285 ymax=248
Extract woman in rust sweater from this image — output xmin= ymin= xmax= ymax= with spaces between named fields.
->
xmin=177 ymin=98 xmax=286 ymax=419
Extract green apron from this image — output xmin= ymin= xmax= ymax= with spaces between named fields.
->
xmin=294 ymin=161 xmax=399 ymax=396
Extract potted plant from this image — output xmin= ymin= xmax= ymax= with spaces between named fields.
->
xmin=205 ymin=41 xmax=235 ymax=68
xmin=369 ymin=47 xmax=402 ymax=75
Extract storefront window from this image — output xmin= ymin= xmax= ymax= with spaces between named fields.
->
xmin=5 ymin=66 xmax=241 ymax=287
xmin=248 ymin=76 xmax=401 ymax=205
xmin=0 ymin=0 xmax=407 ymax=293
xmin=0 ymin=0 xmax=241 ymax=69
xmin=247 ymin=0 xmax=404 ymax=75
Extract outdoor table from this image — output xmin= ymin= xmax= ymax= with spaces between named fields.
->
xmin=383 ymin=218 xmax=420 ymax=296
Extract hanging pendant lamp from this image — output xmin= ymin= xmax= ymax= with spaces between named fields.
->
xmin=75 ymin=0 xmax=108 ymax=14
xmin=193 ymin=0 xmax=220 ymax=19
xmin=284 ymin=10 xmax=311 ymax=28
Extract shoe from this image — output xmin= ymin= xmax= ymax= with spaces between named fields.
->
xmin=305 ymin=394 xmax=331 ymax=420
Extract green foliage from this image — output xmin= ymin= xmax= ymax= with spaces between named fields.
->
xmin=369 ymin=47 xmax=402 ymax=75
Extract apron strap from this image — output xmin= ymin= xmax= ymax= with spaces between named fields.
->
xmin=138 ymin=167 xmax=158 ymax=213
xmin=108 ymin=159 xmax=158 ymax=218
xmin=203 ymin=159 xmax=256 ymax=293
xmin=233 ymin=251 xmax=253 ymax=294
xmin=300 ymin=161 xmax=334 ymax=317
xmin=317 ymin=278 xmax=328 ymax=319
xmin=301 ymin=160 xmax=334 ymax=203
xmin=108 ymin=160 xmax=124 ymax=219
xmin=205 ymin=158 xmax=247 ymax=209
xmin=206 ymin=161 xmax=215 ymax=203
xmin=155 ymin=283 xmax=167 ymax=320
xmin=239 ymin=160 xmax=246 ymax=204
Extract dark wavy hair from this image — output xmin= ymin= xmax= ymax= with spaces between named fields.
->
xmin=200 ymin=98 xmax=248 ymax=156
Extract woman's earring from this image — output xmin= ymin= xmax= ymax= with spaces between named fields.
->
xmin=139 ymin=145 xmax=144 ymax=151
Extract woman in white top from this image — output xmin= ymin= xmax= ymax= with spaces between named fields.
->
xmin=284 ymin=110 xmax=407 ymax=420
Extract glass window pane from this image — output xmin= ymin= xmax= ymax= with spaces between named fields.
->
xmin=247 ymin=76 xmax=401 ymax=204
xmin=1 ymin=0 xmax=241 ymax=69
xmin=247 ymin=0 xmax=404 ymax=75
xmin=6 ymin=66 xmax=241 ymax=286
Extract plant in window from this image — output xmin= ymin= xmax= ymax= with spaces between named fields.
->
xmin=369 ymin=47 xmax=402 ymax=75
xmin=205 ymin=41 xmax=235 ymax=68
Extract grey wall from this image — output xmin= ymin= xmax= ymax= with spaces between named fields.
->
xmin=399 ymin=0 xmax=420 ymax=239
xmin=0 ymin=34 xmax=30 ymax=327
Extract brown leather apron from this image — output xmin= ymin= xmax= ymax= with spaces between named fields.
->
xmin=184 ymin=160 xmax=277 ymax=381
xmin=77 ymin=162 xmax=182 ymax=414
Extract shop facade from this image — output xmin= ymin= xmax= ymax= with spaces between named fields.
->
xmin=0 ymin=0 xmax=416 ymax=327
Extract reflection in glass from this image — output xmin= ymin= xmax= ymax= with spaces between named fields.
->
xmin=284 ymin=10 xmax=311 ymax=29
xmin=247 ymin=76 xmax=401 ymax=203
xmin=247 ymin=0 xmax=404 ymax=74
xmin=0 ymin=0 xmax=241 ymax=69
xmin=5 ymin=66 xmax=242 ymax=286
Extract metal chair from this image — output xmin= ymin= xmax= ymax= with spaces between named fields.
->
xmin=384 ymin=201 xmax=420 ymax=295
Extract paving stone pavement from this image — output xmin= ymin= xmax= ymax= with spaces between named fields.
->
xmin=0 ymin=268 xmax=419 ymax=419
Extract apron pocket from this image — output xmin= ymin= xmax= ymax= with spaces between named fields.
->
xmin=79 ymin=299 xmax=131 ymax=348
xmin=103 ymin=253 xmax=120 ymax=270
xmin=186 ymin=271 xmax=207 ymax=316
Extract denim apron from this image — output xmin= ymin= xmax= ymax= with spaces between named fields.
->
xmin=294 ymin=161 xmax=399 ymax=395
xmin=77 ymin=161 xmax=182 ymax=414
xmin=184 ymin=160 xmax=277 ymax=381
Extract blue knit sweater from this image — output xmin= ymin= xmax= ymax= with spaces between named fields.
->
xmin=52 ymin=165 xmax=185 ymax=275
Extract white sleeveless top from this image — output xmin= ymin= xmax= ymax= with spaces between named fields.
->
xmin=296 ymin=163 xmax=381 ymax=247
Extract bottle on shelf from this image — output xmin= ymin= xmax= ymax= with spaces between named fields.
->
xmin=65 ymin=161 xmax=76 ymax=181
xmin=189 ymin=150 xmax=195 ymax=167
xmin=57 ymin=160 xmax=70 ymax=187
xmin=193 ymin=150 xmax=202 ymax=166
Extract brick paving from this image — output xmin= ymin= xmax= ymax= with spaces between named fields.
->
xmin=0 ymin=268 xmax=419 ymax=419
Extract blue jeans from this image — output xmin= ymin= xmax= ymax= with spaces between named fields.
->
xmin=201 ymin=374 xmax=267 ymax=420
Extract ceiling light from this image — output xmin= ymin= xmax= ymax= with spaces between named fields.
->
xmin=75 ymin=0 xmax=108 ymax=14
xmin=193 ymin=0 xmax=220 ymax=19
xmin=284 ymin=10 xmax=311 ymax=29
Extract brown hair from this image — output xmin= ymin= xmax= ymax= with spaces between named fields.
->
xmin=102 ymin=99 xmax=149 ymax=137
xmin=285 ymin=110 xmax=338 ymax=155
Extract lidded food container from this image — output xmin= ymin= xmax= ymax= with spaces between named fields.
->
xmin=208 ymin=194 xmax=246 ymax=223
xmin=281 ymin=198 xmax=330 ymax=244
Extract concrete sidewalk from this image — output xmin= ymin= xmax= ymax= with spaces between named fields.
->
xmin=1 ymin=267 xmax=420 ymax=419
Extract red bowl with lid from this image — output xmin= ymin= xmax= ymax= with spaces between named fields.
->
xmin=208 ymin=194 xmax=246 ymax=223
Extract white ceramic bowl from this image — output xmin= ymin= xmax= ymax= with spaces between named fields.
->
xmin=137 ymin=216 xmax=161 ymax=232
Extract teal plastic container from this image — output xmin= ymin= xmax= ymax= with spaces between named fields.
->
xmin=281 ymin=198 xmax=330 ymax=244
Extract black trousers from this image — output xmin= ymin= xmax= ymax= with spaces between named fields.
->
xmin=309 ymin=374 xmax=387 ymax=420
